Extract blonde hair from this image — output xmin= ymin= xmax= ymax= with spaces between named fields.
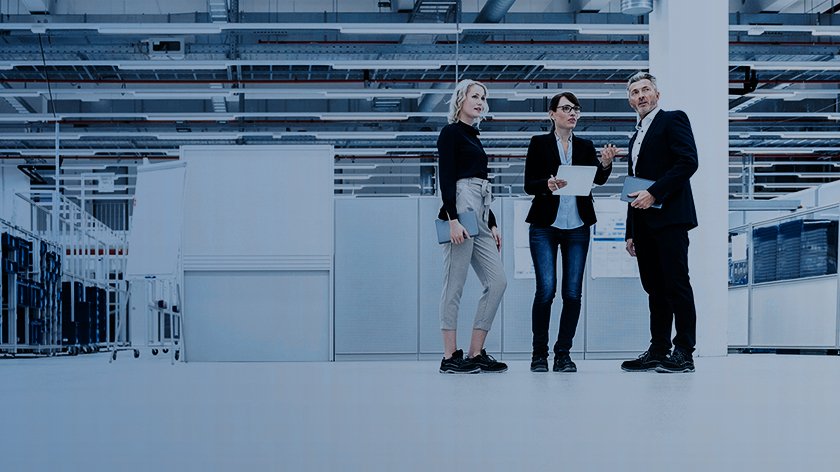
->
xmin=447 ymin=79 xmax=489 ymax=125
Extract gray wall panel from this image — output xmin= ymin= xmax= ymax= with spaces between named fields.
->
xmin=418 ymin=197 xmax=503 ymax=354
xmin=184 ymin=270 xmax=330 ymax=361
xmin=500 ymin=199 xmax=583 ymax=354
xmin=331 ymin=196 xmax=655 ymax=359
xmin=584 ymin=276 xmax=649 ymax=353
xmin=750 ymin=278 xmax=838 ymax=347
xmin=334 ymin=198 xmax=419 ymax=354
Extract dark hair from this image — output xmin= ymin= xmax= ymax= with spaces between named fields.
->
xmin=549 ymin=92 xmax=581 ymax=112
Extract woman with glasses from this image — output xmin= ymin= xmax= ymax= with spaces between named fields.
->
xmin=524 ymin=92 xmax=617 ymax=373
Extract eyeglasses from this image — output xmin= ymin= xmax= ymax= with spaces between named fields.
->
xmin=558 ymin=105 xmax=582 ymax=115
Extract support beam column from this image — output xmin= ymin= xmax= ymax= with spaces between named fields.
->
xmin=649 ymin=0 xmax=729 ymax=356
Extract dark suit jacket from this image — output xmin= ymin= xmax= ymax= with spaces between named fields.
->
xmin=524 ymin=133 xmax=612 ymax=226
xmin=625 ymin=109 xmax=698 ymax=239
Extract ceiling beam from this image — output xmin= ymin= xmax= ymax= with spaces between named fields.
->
xmin=21 ymin=0 xmax=49 ymax=13
xmin=736 ymin=0 xmax=802 ymax=13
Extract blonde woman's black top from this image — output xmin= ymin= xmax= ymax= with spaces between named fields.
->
xmin=436 ymin=120 xmax=497 ymax=228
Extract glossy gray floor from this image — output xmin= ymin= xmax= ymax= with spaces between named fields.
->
xmin=2 ymin=353 xmax=838 ymax=471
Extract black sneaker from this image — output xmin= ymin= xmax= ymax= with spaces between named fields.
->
xmin=553 ymin=353 xmax=577 ymax=372
xmin=530 ymin=356 xmax=548 ymax=372
xmin=656 ymin=349 xmax=695 ymax=373
xmin=469 ymin=349 xmax=508 ymax=373
xmin=620 ymin=350 xmax=668 ymax=372
xmin=439 ymin=349 xmax=480 ymax=374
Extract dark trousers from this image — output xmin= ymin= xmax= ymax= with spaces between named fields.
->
xmin=529 ymin=225 xmax=590 ymax=357
xmin=633 ymin=221 xmax=697 ymax=355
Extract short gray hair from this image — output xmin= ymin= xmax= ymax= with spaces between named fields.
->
xmin=447 ymin=79 xmax=489 ymax=125
xmin=627 ymin=71 xmax=658 ymax=91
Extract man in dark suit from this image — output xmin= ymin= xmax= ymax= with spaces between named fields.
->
xmin=620 ymin=72 xmax=699 ymax=374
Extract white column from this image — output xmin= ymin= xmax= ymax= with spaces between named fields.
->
xmin=649 ymin=0 xmax=729 ymax=357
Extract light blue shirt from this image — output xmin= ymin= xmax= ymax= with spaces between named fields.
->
xmin=552 ymin=133 xmax=584 ymax=230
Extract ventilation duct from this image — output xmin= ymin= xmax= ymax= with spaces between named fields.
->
xmin=474 ymin=0 xmax=517 ymax=23
xmin=621 ymin=0 xmax=653 ymax=16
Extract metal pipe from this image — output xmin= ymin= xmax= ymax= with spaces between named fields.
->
xmin=621 ymin=0 xmax=653 ymax=16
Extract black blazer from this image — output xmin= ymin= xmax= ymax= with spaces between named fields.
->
xmin=625 ymin=109 xmax=698 ymax=239
xmin=524 ymin=133 xmax=612 ymax=226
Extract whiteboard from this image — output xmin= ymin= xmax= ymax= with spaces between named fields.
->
xmin=125 ymin=160 xmax=187 ymax=278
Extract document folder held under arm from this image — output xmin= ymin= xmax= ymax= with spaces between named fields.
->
xmin=435 ymin=210 xmax=479 ymax=244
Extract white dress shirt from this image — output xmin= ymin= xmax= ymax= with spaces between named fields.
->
xmin=631 ymin=106 xmax=661 ymax=175
xmin=552 ymin=133 xmax=584 ymax=230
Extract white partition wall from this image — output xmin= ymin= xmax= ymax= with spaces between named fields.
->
xmin=750 ymin=278 xmax=837 ymax=348
xmin=333 ymin=196 xmax=650 ymax=359
xmin=728 ymin=287 xmax=749 ymax=347
xmin=334 ymin=198 xmax=419 ymax=358
xmin=181 ymin=145 xmax=333 ymax=361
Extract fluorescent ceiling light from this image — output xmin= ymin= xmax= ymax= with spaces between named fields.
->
xmin=322 ymin=91 xmax=424 ymax=99
xmin=97 ymin=24 xmax=223 ymax=34
xmin=489 ymin=113 xmax=545 ymax=120
xmin=576 ymin=26 xmax=649 ymax=35
xmin=729 ymin=112 xmax=840 ymax=120
xmin=810 ymin=30 xmax=840 ymax=37
xmin=0 ymin=91 xmax=40 ymax=98
xmin=339 ymin=24 xmax=456 ymax=35
xmin=736 ymin=148 xmax=819 ymax=155
xmin=0 ymin=115 xmax=52 ymax=122
xmin=319 ymin=113 xmax=410 ymax=121
xmin=331 ymin=61 xmax=443 ymax=70
xmin=736 ymin=61 xmax=840 ymax=71
xmin=133 ymin=91 xmax=232 ymax=99
xmin=780 ymin=132 xmax=840 ymax=139
xmin=542 ymin=60 xmax=647 ymax=70
xmin=118 ymin=62 xmax=229 ymax=70
xmin=145 ymin=114 xmax=238 ymax=121
xmin=315 ymin=132 xmax=401 ymax=140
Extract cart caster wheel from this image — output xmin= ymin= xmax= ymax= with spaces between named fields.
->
xmin=174 ymin=351 xmax=180 ymax=361
xmin=133 ymin=350 xmax=140 ymax=358
xmin=162 ymin=349 xmax=169 ymax=354
xmin=152 ymin=349 xmax=159 ymax=356
xmin=111 ymin=351 xmax=117 ymax=361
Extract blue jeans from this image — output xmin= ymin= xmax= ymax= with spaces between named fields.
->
xmin=529 ymin=224 xmax=590 ymax=357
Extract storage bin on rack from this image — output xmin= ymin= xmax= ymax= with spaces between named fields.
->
xmin=777 ymin=220 xmax=802 ymax=280
xmin=753 ymin=225 xmax=778 ymax=283
xmin=60 ymin=281 xmax=87 ymax=346
xmin=801 ymin=220 xmax=839 ymax=277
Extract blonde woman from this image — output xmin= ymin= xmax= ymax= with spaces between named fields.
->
xmin=436 ymin=79 xmax=507 ymax=374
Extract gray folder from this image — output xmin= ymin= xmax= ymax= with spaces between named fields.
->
xmin=621 ymin=176 xmax=662 ymax=209
xmin=435 ymin=210 xmax=479 ymax=244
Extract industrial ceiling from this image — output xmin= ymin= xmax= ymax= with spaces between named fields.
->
xmin=0 ymin=0 xmax=839 ymax=224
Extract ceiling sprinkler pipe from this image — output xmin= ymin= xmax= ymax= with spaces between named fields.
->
xmin=621 ymin=0 xmax=653 ymax=16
